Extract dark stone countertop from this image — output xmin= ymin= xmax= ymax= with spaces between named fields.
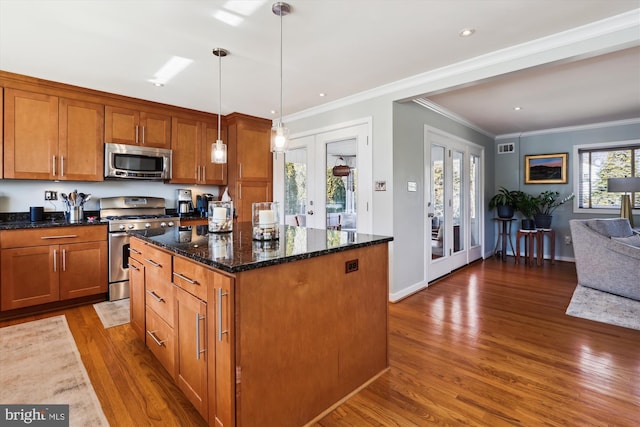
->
xmin=0 ymin=218 xmax=106 ymax=230
xmin=131 ymin=222 xmax=393 ymax=274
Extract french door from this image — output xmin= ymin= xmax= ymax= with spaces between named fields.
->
xmin=426 ymin=127 xmax=483 ymax=282
xmin=274 ymin=121 xmax=372 ymax=233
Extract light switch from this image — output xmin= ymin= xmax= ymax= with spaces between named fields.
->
xmin=407 ymin=182 xmax=417 ymax=192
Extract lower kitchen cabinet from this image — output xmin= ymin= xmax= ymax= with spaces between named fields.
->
xmin=0 ymin=225 xmax=107 ymax=311
xmin=175 ymin=285 xmax=208 ymax=421
xmin=128 ymin=255 xmax=146 ymax=341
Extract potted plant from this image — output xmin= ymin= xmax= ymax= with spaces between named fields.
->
xmin=532 ymin=191 xmax=575 ymax=229
xmin=514 ymin=192 xmax=537 ymax=230
xmin=489 ymin=187 xmax=519 ymax=218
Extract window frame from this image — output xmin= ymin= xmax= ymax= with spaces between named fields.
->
xmin=572 ymin=139 xmax=640 ymax=214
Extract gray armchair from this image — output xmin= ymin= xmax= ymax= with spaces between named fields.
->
xmin=569 ymin=218 xmax=640 ymax=301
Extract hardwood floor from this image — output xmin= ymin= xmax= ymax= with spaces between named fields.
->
xmin=2 ymin=258 xmax=638 ymax=426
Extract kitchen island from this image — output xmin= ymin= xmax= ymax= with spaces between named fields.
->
xmin=131 ymin=223 xmax=392 ymax=427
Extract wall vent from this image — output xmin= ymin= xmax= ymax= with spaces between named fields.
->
xmin=497 ymin=143 xmax=515 ymax=154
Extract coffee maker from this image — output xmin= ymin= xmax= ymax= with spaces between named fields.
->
xmin=196 ymin=193 xmax=215 ymax=217
xmin=176 ymin=189 xmax=194 ymax=216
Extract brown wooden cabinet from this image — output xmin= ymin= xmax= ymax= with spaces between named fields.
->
xmin=0 ymin=225 xmax=108 ymax=311
xmin=226 ymin=113 xmax=272 ymax=222
xmin=171 ymin=116 xmax=226 ymax=185
xmin=0 ymin=87 xmax=3 ymax=178
xmin=105 ymin=105 xmax=171 ymax=148
xmin=128 ymin=237 xmax=147 ymax=341
xmin=3 ymin=89 xmax=104 ymax=181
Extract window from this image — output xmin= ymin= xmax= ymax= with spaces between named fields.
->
xmin=576 ymin=141 xmax=640 ymax=210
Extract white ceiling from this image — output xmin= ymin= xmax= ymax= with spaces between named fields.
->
xmin=1 ymin=0 xmax=639 ymax=137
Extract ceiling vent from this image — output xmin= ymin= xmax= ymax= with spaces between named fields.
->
xmin=497 ymin=142 xmax=515 ymax=154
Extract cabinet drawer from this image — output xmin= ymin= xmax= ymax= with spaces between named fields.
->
xmin=1 ymin=225 xmax=107 ymax=249
xmin=146 ymin=306 xmax=175 ymax=378
xmin=173 ymin=256 xmax=209 ymax=301
xmin=129 ymin=237 xmax=146 ymax=261
xmin=141 ymin=244 xmax=172 ymax=283
xmin=146 ymin=275 xmax=175 ymax=327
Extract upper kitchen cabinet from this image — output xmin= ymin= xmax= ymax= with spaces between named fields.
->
xmin=3 ymin=89 xmax=104 ymax=181
xmin=226 ymin=113 xmax=272 ymax=222
xmin=105 ymin=105 xmax=171 ymax=149
xmin=227 ymin=113 xmax=272 ymax=182
xmin=170 ymin=116 xmax=226 ymax=185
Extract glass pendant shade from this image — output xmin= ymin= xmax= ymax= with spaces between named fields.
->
xmin=270 ymin=122 xmax=289 ymax=153
xmin=211 ymin=139 xmax=227 ymax=163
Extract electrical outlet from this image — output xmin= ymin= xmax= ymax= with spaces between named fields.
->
xmin=44 ymin=191 xmax=58 ymax=201
xmin=345 ymin=259 xmax=359 ymax=273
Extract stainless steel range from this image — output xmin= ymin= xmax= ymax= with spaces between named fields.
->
xmin=100 ymin=196 xmax=179 ymax=301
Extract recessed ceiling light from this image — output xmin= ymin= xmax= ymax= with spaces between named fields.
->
xmin=270 ymin=109 xmax=277 ymax=115
xmin=459 ymin=28 xmax=475 ymax=37
xmin=319 ymin=93 xmax=326 ymax=97
xmin=514 ymin=106 xmax=523 ymax=111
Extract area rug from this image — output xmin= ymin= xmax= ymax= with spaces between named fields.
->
xmin=0 ymin=315 xmax=109 ymax=426
xmin=93 ymin=298 xmax=130 ymax=328
xmin=566 ymin=285 xmax=640 ymax=331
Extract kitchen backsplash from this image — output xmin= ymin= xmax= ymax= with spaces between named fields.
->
xmin=0 ymin=180 xmax=222 ymax=213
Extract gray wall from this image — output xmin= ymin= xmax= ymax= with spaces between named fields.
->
xmin=494 ymin=120 xmax=640 ymax=260
xmin=393 ymin=102 xmax=495 ymax=292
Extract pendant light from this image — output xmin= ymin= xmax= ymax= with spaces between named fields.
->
xmin=271 ymin=2 xmax=291 ymax=153
xmin=211 ymin=47 xmax=229 ymax=164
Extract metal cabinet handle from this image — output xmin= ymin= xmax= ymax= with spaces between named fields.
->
xmin=53 ymin=249 xmax=57 ymax=273
xmin=142 ymin=126 xmax=145 ymax=144
xmin=147 ymin=330 xmax=165 ymax=346
xmin=135 ymin=125 xmax=139 ymax=144
xmin=146 ymin=290 xmax=165 ymax=303
xmin=201 ymin=165 xmax=206 ymax=182
xmin=60 ymin=156 xmax=65 ymax=177
xmin=52 ymin=155 xmax=56 ymax=176
xmin=128 ymin=263 xmax=140 ymax=271
xmin=129 ymin=247 xmax=141 ymax=255
xmin=41 ymin=235 xmax=78 ymax=240
xmin=144 ymin=258 xmax=161 ymax=268
xmin=195 ymin=312 xmax=206 ymax=360
xmin=217 ymin=287 xmax=229 ymax=342
xmin=62 ymin=249 xmax=66 ymax=272
xmin=173 ymin=272 xmax=197 ymax=285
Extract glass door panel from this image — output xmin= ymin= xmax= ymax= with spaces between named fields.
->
xmin=284 ymin=148 xmax=307 ymax=227
xmin=452 ymin=149 xmax=465 ymax=254
xmin=430 ymin=145 xmax=445 ymax=260
xmin=326 ymin=139 xmax=357 ymax=232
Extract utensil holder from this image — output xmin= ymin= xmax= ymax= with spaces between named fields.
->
xmin=67 ymin=206 xmax=83 ymax=223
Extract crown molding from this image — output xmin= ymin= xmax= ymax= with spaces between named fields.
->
xmin=285 ymin=9 xmax=640 ymax=124
xmin=495 ymin=117 xmax=640 ymax=139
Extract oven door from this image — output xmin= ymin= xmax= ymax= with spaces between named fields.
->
xmin=108 ymin=231 xmax=131 ymax=300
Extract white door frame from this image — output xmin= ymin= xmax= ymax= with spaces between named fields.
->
xmin=274 ymin=118 xmax=373 ymax=233
xmin=424 ymin=126 xmax=484 ymax=282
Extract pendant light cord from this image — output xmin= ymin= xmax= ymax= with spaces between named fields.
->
xmin=279 ymin=9 xmax=283 ymax=127
xmin=218 ymin=52 xmax=222 ymax=140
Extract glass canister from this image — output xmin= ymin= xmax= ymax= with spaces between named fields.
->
xmin=252 ymin=202 xmax=279 ymax=240
xmin=208 ymin=201 xmax=233 ymax=233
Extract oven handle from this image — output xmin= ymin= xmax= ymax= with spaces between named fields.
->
xmin=109 ymin=232 xmax=130 ymax=238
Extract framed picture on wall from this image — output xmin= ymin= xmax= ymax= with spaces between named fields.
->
xmin=524 ymin=153 xmax=568 ymax=184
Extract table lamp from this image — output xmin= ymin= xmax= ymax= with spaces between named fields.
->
xmin=607 ymin=177 xmax=640 ymax=228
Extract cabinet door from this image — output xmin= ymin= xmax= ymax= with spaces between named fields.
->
xmin=105 ymin=105 xmax=139 ymax=145
xmin=237 ymin=181 xmax=272 ymax=223
xmin=140 ymin=111 xmax=171 ymax=149
xmin=3 ymin=88 xmax=58 ymax=179
xmin=175 ymin=286 xmax=208 ymax=421
xmin=1 ymin=246 xmax=59 ymax=310
xmin=170 ymin=117 xmax=199 ymax=184
xmin=234 ymin=120 xmax=271 ymax=181
xmin=202 ymin=122 xmax=226 ymax=185
xmin=1 ymin=87 xmax=3 ymax=178
xmin=208 ymin=272 xmax=235 ymax=427
xmin=129 ymin=256 xmax=146 ymax=341
xmin=59 ymin=98 xmax=104 ymax=181
xmin=59 ymin=241 xmax=108 ymax=300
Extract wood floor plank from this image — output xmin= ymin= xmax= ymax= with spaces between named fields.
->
xmin=1 ymin=258 xmax=637 ymax=426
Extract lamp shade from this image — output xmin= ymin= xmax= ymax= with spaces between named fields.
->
xmin=607 ymin=177 xmax=640 ymax=193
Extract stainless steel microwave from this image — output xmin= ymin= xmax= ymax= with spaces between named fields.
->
xmin=104 ymin=143 xmax=172 ymax=180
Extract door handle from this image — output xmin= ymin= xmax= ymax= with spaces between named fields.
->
xmin=428 ymin=213 xmax=435 ymax=218
xmin=307 ymin=210 xmax=314 ymax=215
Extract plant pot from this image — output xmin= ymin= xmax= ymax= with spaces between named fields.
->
xmin=534 ymin=214 xmax=552 ymax=229
xmin=497 ymin=205 xmax=515 ymax=219
xmin=521 ymin=219 xmax=536 ymax=230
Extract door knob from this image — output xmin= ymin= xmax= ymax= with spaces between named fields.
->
xmin=307 ymin=210 xmax=314 ymax=215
